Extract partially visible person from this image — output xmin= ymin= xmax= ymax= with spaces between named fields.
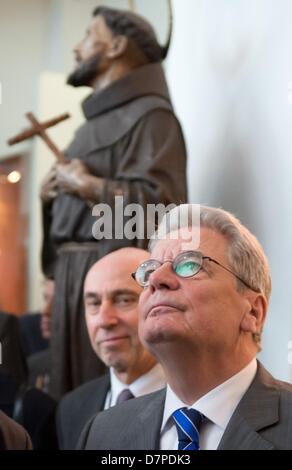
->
xmin=0 ymin=312 xmax=27 ymax=417
xmin=78 ymin=205 xmax=292 ymax=450
xmin=19 ymin=279 xmax=54 ymax=358
xmin=12 ymin=388 xmax=58 ymax=450
xmin=0 ymin=410 xmax=32 ymax=450
xmin=11 ymin=281 xmax=57 ymax=449
xmin=39 ymin=279 xmax=54 ymax=341
xmin=19 ymin=314 xmax=48 ymax=358
xmin=24 ymin=279 xmax=54 ymax=393
xmin=57 ymin=248 xmax=165 ymax=449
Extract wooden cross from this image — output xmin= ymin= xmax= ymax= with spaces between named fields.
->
xmin=7 ymin=112 xmax=70 ymax=163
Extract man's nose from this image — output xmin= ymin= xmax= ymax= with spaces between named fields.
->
xmin=97 ymin=302 xmax=118 ymax=328
xmin=148 ymin=262 xmax=180 ymax=293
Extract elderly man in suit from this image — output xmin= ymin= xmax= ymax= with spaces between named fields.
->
xmin=57 ymin=247 xmax=165 ymax=449
xmin=0 ymin=411 xmax=32 ymax=450
xmin=78 ymin=204 xmax=292 ymax=450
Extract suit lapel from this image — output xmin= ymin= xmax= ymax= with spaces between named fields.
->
xmin=93 ymin=374 xmax=111 ymax=413
xmin=121 ymin=389 xmax=166 ymax=450
xmin=218 ymin=363 xmax=279 ymax=450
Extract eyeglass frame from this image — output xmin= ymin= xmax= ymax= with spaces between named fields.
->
xmin=131 ymin=250 xmax=261 ymax=293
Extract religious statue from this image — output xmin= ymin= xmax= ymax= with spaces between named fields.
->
xmin=23 ymin=6 xmax=188 ymax=399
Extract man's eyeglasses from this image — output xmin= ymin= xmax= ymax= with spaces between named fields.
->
xmin=131 ymin=250 xmax=261 ymax=292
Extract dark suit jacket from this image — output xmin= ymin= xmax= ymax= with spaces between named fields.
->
xmin=77 ymin=363 xmax=292 ymax=450
xmin=0 ymin=410 xmax=32 ymax=450
xmin=19 ymin=313 xmax=49 ymax=357
xmin=27 ymin=349 xmax=51 ymax=391
xmin=13 ymin=388 xmax=58 ymax=450
xmin=0 ymin=313 xmax=27 ymax=417
xmin=57 ymin=374 xmax=110 ymax=449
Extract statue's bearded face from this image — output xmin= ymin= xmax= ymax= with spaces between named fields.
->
xmin=67 ymin=53 xmax=103 ymax=88
xmin=67 ymin=15 xmax=113 ymax=87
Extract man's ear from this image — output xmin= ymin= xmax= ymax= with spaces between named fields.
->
xmin=106 ymin=36 xmax=128 ymax=59
xmin=240 ymin=293 xmax=267 ymax=335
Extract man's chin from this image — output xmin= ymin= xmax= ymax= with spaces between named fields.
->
xmin=140 ymin=317 xmax=180 ymax=345
xmin=142 ymin=328 xmax=177 ymax=346
xmin=104 ymin=358 xmax=128 ymax=372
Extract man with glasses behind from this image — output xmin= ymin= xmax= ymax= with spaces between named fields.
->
xmin=78 ymin=204 xmax=292 ymax=450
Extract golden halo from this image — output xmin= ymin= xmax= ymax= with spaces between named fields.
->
xmin=128 ymin=0 xmax=135 ymax=10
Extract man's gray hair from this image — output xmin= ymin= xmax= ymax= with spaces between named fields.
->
xmin=150 ymin=204 xmax=271 ymax=302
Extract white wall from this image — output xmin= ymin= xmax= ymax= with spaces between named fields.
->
xmin=167 ymin=0 xmax=292 ymax=381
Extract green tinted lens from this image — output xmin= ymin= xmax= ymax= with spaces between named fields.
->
xmin=173 ymin=251 xmax=203 ymax=278
xmin=175 ymin=260 xmax=201 ymax=277
xmin=136 ymin=260 xmax=161 ymax=286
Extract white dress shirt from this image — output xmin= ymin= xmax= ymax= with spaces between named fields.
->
xmin=104 ymin=363 xmax=165 ymax=409
xmin=160 ymin=359 xmax=257 ymax=450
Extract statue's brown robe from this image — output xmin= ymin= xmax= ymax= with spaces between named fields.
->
xmin=42 ymin=63 xmax=188 ymax=399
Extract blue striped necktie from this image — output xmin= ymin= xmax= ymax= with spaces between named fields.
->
xmin=172 ymin=407 xmax=204 ymax=450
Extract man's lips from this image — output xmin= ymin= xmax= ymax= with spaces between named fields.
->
xmin=98 ymin=336 xmax=129 ymax=345
xmin=147 ymin=302 xmax=185 ymax=317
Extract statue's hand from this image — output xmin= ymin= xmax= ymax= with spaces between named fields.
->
xmin=56 ymin=159 xmax=90 ymax=196
xmin=40 ymin=165 xmax=58 ymax=204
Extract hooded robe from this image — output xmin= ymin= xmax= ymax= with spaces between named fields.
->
xmin=42 ymin=63 xmax=188 ymax=399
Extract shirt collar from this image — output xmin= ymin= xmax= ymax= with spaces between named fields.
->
xmin=82 ymin=63 xmax=171 ymax=120
xmin=162 ymin=358 xmax=257 ymax=431
xmin=110 ymin=363 xmax=165 ymax=405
